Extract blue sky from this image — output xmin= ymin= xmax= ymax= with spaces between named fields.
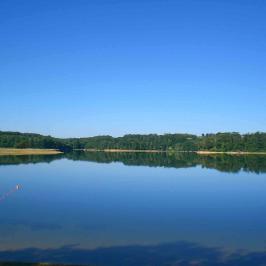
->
xmin=0 ymin=0 xmax=265 ymax=137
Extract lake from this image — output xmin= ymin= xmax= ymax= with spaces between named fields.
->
xmin=0 ymin=152 xmax=266 ymax=266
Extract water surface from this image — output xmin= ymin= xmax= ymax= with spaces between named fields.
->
xmin=0 ymin=152 xmax=266 ymax=265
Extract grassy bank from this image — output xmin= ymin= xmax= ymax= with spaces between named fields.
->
xmin=0 ymin=148 xmax=63 ymax=156
xmin=83 ymin=149 xmax=266 ymax=155
xmin=84 ymin=149 xmax=166 ymax=153
xmin=196 ymin=151 xmax=266 ymax=155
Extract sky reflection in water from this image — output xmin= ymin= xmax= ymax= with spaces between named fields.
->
xmin=0 ymin=152 xmax=266 ymax=265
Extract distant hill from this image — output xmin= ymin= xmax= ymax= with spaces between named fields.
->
xmin=0 ymin=131 xmax=71 ymax=151
xmin=0 ymin=131 xmax=266 ymax=152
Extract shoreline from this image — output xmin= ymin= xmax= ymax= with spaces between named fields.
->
xmin=196 ymin=151 xmax=266 ymax=155
xmin=0 ymin=148 xmax=63 ymax=156
xmin=83 ymin=149 xmax=166 ymax=153
xmin=1 ymin=148 xmax=265 ymax=156
xmin=82 ymin=149 xmax=266 ymax=155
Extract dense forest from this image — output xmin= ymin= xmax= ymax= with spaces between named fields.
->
xmin=65 ymin=132 xmax=266 ymax=152
xmin=0 ymin=131 xmax=266 ymax=152
xmin=66 ymin=133 xmax=198 ymax=151
xmin=0 ymin=131 xmax=71 ymax=151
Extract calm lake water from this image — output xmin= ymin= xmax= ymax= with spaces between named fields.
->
xmin=0 ymin=152 xmax=266 ymax=266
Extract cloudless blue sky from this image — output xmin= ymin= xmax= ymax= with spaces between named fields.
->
xmin=0 ymin=0 xmax=265 ymax=137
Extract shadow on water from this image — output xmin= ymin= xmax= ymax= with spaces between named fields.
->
xmin=1 ymin=151 xmax=266 ymax=174
xmin=67 ymin=151 xmax=266 ymax=174
xmin=0 ymin=154 xmax=64 ymax=166
xmin=1 ymin=241 xmax=266 ymax=266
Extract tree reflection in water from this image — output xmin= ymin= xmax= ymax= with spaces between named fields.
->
xmin=0 ymin=151 xmax=266 ymax=174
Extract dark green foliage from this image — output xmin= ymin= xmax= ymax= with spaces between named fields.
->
xmin=0 ymin=131 xmax=71 ymax=151
xmin=0 ymin=131 xmax=266 ymax=152
xmin=64 ymin=133 xmax=198 ymax=151
xmin=64 ymin=132 xmax=266 ymax=152
xmin=198 ymin=132 xmax=266 ymax=152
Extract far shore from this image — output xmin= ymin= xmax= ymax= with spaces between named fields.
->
xmin=0 ymin=148 xmax=63 ymax=156
xmin=82 ymin=149 xmax=266 ymax=155
xmin=83 ymin=149 xmax=166 ymax=153
xmin=1 ymin=148 xmax=265 ymax=156
xmin=196 ymin=151 xmax=266 ymax=155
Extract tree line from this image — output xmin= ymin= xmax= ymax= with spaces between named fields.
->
xmin=0 ymin=131 xmax=71 ymax=151
xmin=0 ymin=131 xmax=266 ymax=152
xmin=64 ymin=132 xmax=266 ymax=152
